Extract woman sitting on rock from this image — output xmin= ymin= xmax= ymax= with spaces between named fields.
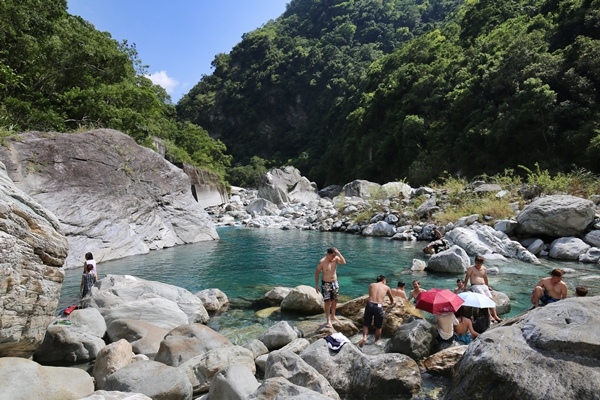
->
xmin=453 ymin=307 xmax=479 ymax=344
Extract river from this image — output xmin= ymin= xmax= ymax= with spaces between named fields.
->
xmin=59 ymin=226 xmax=599 ymax=319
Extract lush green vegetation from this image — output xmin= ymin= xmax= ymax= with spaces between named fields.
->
xmin=177 ymin=0 xmax=600 ymax=188
xmin=0 ymin=0 xmax=230 ymax=181
xmin=432 ymin=165 xmax=600 ymax=223
xmin=177 ymin=0 xmax=463 ymax=186
xmin=3 ymin=0 xmax=599 ymax=193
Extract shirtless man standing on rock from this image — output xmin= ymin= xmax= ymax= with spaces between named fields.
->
xmin=464 ymin=255 xmax=502 ymax=322
xmin=315 ymin=247 xmax=346 ymax=327
xmin=531 ymin=268 xmax=568 ymax=307
xmin=359 ymin=275 xmax=395 ymax=346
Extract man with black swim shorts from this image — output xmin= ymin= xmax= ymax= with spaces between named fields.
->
xmin=359 ymin=275 xmax=395 ymax=346
xmin=315 ymin=247 xmax=346 ymax=327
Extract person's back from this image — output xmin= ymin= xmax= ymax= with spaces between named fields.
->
xmin=435 ymin=312 xmax=458 ymax=341
xmin=391 ymin=281 xmax=407 ymax=300
xmin=368 ymin=280 xmax=391 ymax=304
xmin=81 ymin=264 xmax=97 ymax=298
xmin=454 ymin=315 xmax=470 ymax=335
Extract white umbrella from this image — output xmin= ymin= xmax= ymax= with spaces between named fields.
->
xmin=458 ymin=291 xmax=496 ymax=308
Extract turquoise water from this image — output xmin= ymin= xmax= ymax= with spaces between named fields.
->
xmin=59 ymin=227 xmax=600 ymax=318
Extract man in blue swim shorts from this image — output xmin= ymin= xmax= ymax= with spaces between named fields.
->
xmin=531 ymin=268 xmax=568 ymax=307
xmin=315 ymin=247 xmax=346 ymax=327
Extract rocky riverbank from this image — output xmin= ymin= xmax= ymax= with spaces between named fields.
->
xmin=2 ymin=274 xmax=598 ymax=400
xmin=208 ymin=167 xmax=600 ymax=268
xmin=1 ymin=129 xmax=600 ymax=399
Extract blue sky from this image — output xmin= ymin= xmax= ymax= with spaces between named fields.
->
xmin=67 ymin=1 xmax=290 ymax=102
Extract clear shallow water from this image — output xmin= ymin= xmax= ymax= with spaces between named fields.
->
xmin=57 ymin=227 xmax=600 ymax=398
xmin=59 ymin=227 xmax=600 ymax=319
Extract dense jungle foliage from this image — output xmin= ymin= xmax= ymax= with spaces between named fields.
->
xmin=177 ymin=0 xmax=600 ymax=187
xmin=2 ymin=0 xmax=599 ymax=189
xmin=0 ymin=0 xmax=231 ymax=181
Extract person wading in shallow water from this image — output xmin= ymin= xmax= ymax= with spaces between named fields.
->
xmin=531 ymin=268 xmax=568 ymax=307
xmin=315 ymin=247 xmax=346 ymax=327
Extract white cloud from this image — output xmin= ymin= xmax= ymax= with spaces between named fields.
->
xmin=145 ymin=70 xmax=179 ymax=94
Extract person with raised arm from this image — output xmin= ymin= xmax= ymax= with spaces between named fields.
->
xmin=314 ymin=247 xmax=346 ymax=327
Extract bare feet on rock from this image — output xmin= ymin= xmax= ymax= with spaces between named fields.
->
xmin=358 ymin=338 xmax=366 ymax=347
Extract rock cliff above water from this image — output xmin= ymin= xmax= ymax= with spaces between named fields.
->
xmin=0 ymin=129 xmax=218 ymax=268
xmin=0 ymin=161 xmax=68 ymax=357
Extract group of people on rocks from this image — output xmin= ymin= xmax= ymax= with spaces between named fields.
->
xmin=314 ymin=246 xmax=590 ymax=347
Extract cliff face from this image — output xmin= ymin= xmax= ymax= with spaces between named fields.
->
xmin=0 ymin=129 xmax=218 ymax=269
xmin=0 ymin=162 xmax=68 ymax=357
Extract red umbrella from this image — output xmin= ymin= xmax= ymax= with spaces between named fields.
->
xmin=415 ymin=288 xmax=464 ymax=314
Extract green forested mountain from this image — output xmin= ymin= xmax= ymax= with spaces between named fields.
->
xmin=178 ymin=0 xmax=600 ymax=186
xmin=177 ymin=0 xmax=463 ymax=185
xmin=3 ymin=0 xmax=598 ymax=189
xmin=0 ymin=0 xmax=231 ymax=181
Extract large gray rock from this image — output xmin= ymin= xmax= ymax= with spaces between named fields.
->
xmin=154 ymin=323 xmax=232 ymax=367
xmin=280 ymin=285 xmax=324 ymax=315
xmin=422 ymin=345 xmax=467 ymax=376
xmin=265 ymin=350 xmax=341 ymax=400
xmin=548 ymin=237 xmax=590 ymax=260
xmin=208 ymin=364 xmax=260 ymax=400
xmin=93 ymin=339 xmax=133 ymax=389
xmin=385 ymin=318 xmax=436 ymax=360
xmin=446 ymin=297 xmax=600 ymax=399
xmin=0 ymin=357 xmax=94 ymax=400
xmin=289 ymin=176 xmax=320 ymax=204
xmin=247 ymin=377 xmax=335 ymax=400
xmin=0 ymin=130 xmax=218 ymax=269
xmin=258 ymin=167 xmax=318 ymax=205
xmin=246 ymin=198 xmax=279 ymax=216
xmin=446 ymin=224 xmax=539 ymax=263
xmin=242 ymin=339 xmax=269 ymax=359
xmin=106 ymin=319 xmax=168 ymax=357
xmin=516 ymin=195 xmax=596 ymax=237
xmin=342 ymin=179 xmax=381 ymax=199
xmin=260 ymin=286 xmax=292 ymax=306
xmin=0 ymin=162 xmax=68 ymax=358
xmin=178 ymin=345 xmax=255 ymax=394
xmin=79 ymin=391 xmax=152 ymax=400
xmin=34 ymin=308 xmax=107 ymax=365
xmin=362 ymin=221 xmax=397 ymax=237
xmin=300 ymin=339 xmax=421 ymax=398
xmin=579 ymin=247 xmax=600 ymax=263
xmin=426 ymin=245 xmax=470 ymax=274
xmin=258 ymin=321 xmax=298 ymax=351
xmin=83 ymin=275 xmax=209 ymax=330
xmin=103 ymin=360 xmax=192 ymax=400
xmin=583 ymin=230 xmax=600 ymax=247
xmin=195 ymin=288 xmax=229 ymax=312
xmin=381 ymin=181 xmax=412 ymax=199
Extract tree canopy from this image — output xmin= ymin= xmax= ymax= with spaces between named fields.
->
xmin=0 ymin=0 xmax=230 ymax=181
xmin=177 ymin=0 xmax=600 ymax=186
